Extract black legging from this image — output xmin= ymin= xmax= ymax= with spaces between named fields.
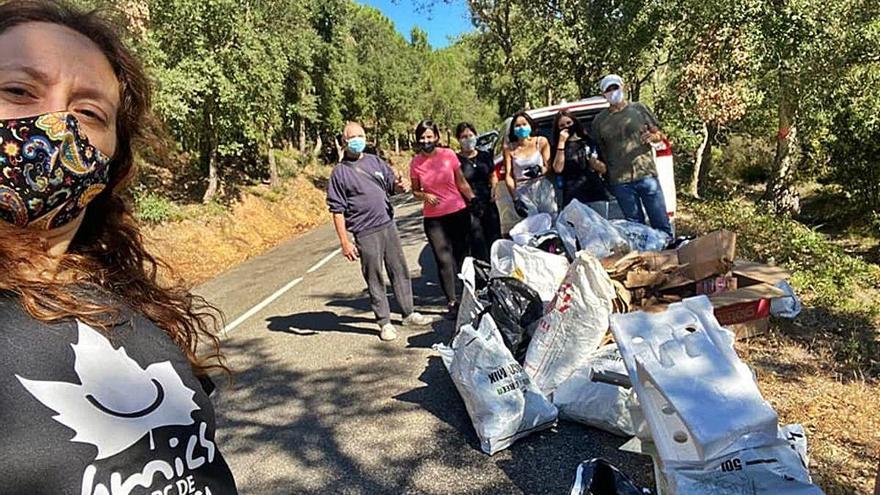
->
xmin=470 ymin=202 xmax=501 ymax=262
xmin=424 ymin=208 xmax=471 ymax=304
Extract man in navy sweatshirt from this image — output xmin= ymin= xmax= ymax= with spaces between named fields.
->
xmin=326 ymin=122 xmax=438 ymax=341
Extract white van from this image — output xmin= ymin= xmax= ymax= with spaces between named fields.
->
xmin=479 ymin=97 xmax=677 ymax=235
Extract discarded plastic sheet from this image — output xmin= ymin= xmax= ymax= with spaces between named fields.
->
xmin=568 ymin=458 xmax=651 ymax=495
xmin=610 ymin=296 xmax=779 ymax=464
xmin=554 ymin=344 xmax=636 ymax=437
xmin=770 ymin=280 xmax=802 ymax=319
xmin=611 ymin=220 xmax=670 ymax=252
xmin=435 ymin=314 xmax=558 ymax=455
xmin=556 ymin=199 xmax=629 ymax=260
xmin=509 ymin=213 xmax=554 ymax=246
xmin=525 ymin=251 xmax=616 ymax=396
xmin=490 ymin=239 xmax=570 ymax=303
xmin=664 ymin=424 xmax=824 ymax=495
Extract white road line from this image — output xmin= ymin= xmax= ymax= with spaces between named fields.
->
xmin=221 ymin=248 xmax=341 ymax=335
xmin=307 ymin=248 xmax=342 ymax=273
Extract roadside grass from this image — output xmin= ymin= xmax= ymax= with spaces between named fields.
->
xmin=679 ymin=196 xmax=880 ymax=494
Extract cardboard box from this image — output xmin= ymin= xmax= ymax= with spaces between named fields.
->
xmin=607 ymin=230 xmax=793 ymax=330
xmin=709 ymin=263 xmax=790 ymax=327
xmin=727 ymin=317 xmax=770 ymax=340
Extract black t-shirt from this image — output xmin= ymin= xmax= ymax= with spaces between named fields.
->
xmin=558 ymin=138 xmax=608 ymax=205
xmin=457 ymin=150 xmax=495 ymax=201
xmin=0 ymin=297 xmax=238 ymax=495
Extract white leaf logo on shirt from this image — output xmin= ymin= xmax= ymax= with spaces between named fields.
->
xmin=16 ymin=321 xmax=199 ymax=460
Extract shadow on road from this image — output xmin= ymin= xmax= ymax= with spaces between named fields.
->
xmin=266 ymin=311 xmax=378 ymax=337
xmin=214 ymin=336 xmax=515 ymax=494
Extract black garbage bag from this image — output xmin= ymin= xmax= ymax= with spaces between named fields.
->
xmin=534 ymin=232 xmax=565 ymax=256
xmin=486 ymin=277 xmax=543 ymax=363
xmin=472 ymin=259 xmax=492 ymax=293
xmin=569 ymin=459 xmax=651 ymax=495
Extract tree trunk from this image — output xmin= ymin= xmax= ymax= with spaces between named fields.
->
xmin=699 ymin=123 xmax=717 ymax=194
xmin=689 ymin=121 xmax=717 ymax=198
xmin=298 ymin=119 xmax=307 ymax=153
xmin=267 ymin=137 xmax=279 ymax=188
xmin=201 ymin=101 xmax=219 ymax=204
xmin=394 ymin=135 xmax=400 ymax=154
xmin=202 ymin=152 xmax=218 ymax=204
xmin=764 ymin=80 xmax=800 ymax=215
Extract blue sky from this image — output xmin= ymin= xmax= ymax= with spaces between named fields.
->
xmin=356 ymin=0 xmax=473 ymax=49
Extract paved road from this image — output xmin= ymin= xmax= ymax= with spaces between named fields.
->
xmin=196 ymin=198 xmax=654 ymax=494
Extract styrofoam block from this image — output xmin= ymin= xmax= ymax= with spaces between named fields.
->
xmin=611 ymin=296 xmax=778 ymax=463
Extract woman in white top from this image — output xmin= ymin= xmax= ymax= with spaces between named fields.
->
xmin=503 ymin=111 xmax=558 ymax=217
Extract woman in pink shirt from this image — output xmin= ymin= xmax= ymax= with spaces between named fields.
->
xmin=410 ymin=120 xmax=477 ymax=317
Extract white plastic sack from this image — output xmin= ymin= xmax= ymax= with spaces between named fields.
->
xmin=516 ymin=178 xmax=558 ymax=217
xmin=611 ymin=296 xmax=780 ymax=464
xmin=771 ymin=280 xmax=802 ymax=319
xmin=553 ymin=344 xmax=635 ymax=436
xmin=490 ymin=239 xmax=569 ymax=303
xmin=434 ymin=314 xmax=558 ymax=455
xmin=524 ymin=251 xmax=616 ymax=396
xmin=664 ymin=424 xmax=824 ymax=495
xmin=611 ymin=220 xmax=670 ymax=252
xmin=556 ymin=199 xmax=629 ymax=260
xmin=509 ymin=213 xmax=554 ymax=246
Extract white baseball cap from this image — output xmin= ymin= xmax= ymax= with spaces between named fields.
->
xmin=599 ymin=74 xmax=624 ymax=93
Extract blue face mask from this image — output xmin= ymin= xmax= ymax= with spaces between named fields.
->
xmin=514 ymin=125 xmax=531 ymax=139
xmin=346 ymin=136 xmax=366 ymax=154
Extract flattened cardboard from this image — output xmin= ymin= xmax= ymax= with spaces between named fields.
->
xmin=733 ymin=261 xmax=791 ymax=287
xmin=709 ymin=283 xmax=787 ymax=307
xmin=625 ymin=270 xmax=668 ymax=288
xmin=676 ymin=230 xmax=736 ymax=281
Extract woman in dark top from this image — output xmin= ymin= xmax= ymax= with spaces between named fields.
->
xmin=455 ymin=122 xmax=501 ymax=261
xmin=551 ymin=110 xmax=609 ymax=208
xmin=0 ymin=2 xmax=237 ymax=493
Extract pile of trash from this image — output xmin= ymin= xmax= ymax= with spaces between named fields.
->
xmin=433 ymin=199 xmax=822 ymax=494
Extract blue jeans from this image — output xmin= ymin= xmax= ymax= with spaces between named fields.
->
xmin=609 ymin=177 xmax=673 ymax=237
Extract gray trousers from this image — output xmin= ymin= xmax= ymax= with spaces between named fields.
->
xmin=354 ymin=222 xmax=414 ymax=325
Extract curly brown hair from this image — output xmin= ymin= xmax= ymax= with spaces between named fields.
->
xmin=0 ymin=0 xmax=228 ymax=376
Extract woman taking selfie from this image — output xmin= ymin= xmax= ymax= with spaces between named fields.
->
xmin=0 ymin=2 xmax=238 ymax=493
xmin=410 ymin=120 xmax=477 ymax=317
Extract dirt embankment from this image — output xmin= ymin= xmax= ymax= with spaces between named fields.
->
xmin=143 ymin=175 xmax=330 ymax=287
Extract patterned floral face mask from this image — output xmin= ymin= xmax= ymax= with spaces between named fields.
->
xmin=0 ymin=112 xmax=111 ymax=230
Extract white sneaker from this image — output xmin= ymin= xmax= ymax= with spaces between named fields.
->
xmin=401 ymin=312 xmax=441 ymax=327
xmin=379 ymin=323 xmax=398 ymax=341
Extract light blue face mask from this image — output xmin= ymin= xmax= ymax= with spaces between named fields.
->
xmin=514 ymin=125 xmax=531 ymax=139
xmin=346 ymin=136 xmax=366 ymax=154
xmin=606 ymin=89 xmax=625 ymax=105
